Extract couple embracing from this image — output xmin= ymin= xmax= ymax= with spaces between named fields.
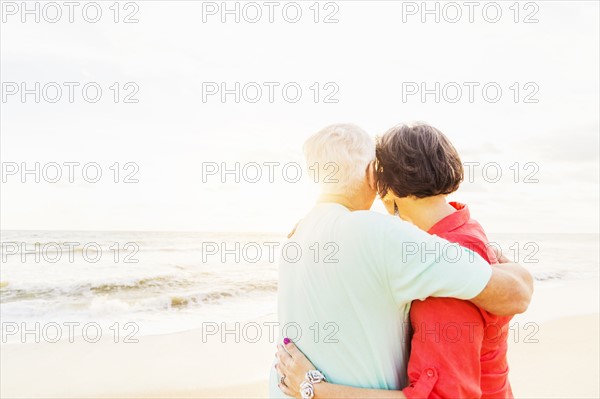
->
xmin=269 ymin=123 xmax=534 ymax=399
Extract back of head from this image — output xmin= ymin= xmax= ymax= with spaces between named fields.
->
xmin=376 ymin=123 xmax=464 ymax=199
xmin=303 ymin=124 xmax=375 ymax=196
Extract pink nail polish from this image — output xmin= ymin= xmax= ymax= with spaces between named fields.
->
xmin=283 ymin=337 xmax=291 ymax=345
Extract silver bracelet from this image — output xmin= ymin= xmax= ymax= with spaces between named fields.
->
xmin=299 ymin=370 xmax=327 ymax=399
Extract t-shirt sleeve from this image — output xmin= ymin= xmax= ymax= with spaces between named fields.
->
xmin=382 ymin=221 xmax=492 ymax=306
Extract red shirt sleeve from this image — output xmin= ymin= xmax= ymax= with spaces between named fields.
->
xmin=455 ymin=232 xmax=499 ymax=265
xmin=403 ymin=298 xmax=485 ymax=399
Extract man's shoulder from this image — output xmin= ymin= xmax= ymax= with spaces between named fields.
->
xmin=339 ymin=211 xmax=429 ymax=252
xmin=341 ymin=210 xmax=416 ymax=235
xmin=345 ymin=209 xmax=391 ymax=224
xmin=345 ymin=209 xmax=410 ymax=225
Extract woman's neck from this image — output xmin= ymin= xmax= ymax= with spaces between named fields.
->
xmin=399 ymin=196 xmax=456 ymax=232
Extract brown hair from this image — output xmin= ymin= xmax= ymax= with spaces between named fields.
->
xmin=376 ymin=123 xmax=463 ymax=199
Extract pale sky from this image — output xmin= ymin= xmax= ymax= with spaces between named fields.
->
xmin=1 ymin=1 xmax=598 ymax=234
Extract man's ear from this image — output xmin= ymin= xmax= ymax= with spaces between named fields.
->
xmin=366 ymin=161 xmax=377 ymax=191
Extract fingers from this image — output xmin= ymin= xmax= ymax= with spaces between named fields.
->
xmin=282 ymin=338 xmax=301 ymax=357
xmin=275 ymin=352 xmax=293 ymax=374
xmin=276 ymin=343 xmax=293 ymax=366
xmin=275 ymin=337 xmax=304 ymax=398
xmin=492 ymin=245 xmax=511 ymax=263
xmin=275 ymin=362 xmax=296 ymax=397
xmin=274 ymin=361 xmax=285 ymax=380
xmin=278 ymin=382 xmax=295 ymax=397
xmin=275 ymin=354 xmax=290 ymax=377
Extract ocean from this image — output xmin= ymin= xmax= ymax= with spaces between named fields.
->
xmin=1 ymin=230 xmax=598 ymax=342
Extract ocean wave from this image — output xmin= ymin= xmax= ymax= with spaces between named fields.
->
xmin=0 ymin=272 xmax=278 ymax=313
xmin=89 ymin=275 xmax=191 ymax=293
xmin=168 ymin=280 xmax=278 ymax=309
xmin=0 ymin=274 xmax=193 ymax=303
xmin=532 ymin=270 xmax=566 ymax=281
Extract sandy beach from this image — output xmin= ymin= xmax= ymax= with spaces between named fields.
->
xmin=1 ymin=280 xmax=598 ymax=399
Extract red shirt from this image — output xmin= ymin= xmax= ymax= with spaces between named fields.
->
xmin=402 ymin=202 xmax=513 ymax=399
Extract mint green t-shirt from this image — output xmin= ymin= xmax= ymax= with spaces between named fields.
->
xmin=269 ymin=203 xmax=492 ymax=397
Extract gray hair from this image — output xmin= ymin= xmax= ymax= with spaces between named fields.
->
xmin=303 ymin=124 xmax=375 ymax=195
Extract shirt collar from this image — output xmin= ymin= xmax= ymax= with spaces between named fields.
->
xmin=427 ymin=202 xmax=470 ymax=235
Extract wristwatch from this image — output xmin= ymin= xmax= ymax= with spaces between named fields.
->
xmin=299 ymin=370 xmax=327 ymax=399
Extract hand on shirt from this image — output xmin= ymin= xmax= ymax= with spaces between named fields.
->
xmin=275 ymin=340 xmax=316 ymax=398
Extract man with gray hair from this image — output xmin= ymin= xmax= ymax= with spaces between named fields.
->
xmin=269 ymin=124 xmax=532 ymax=398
